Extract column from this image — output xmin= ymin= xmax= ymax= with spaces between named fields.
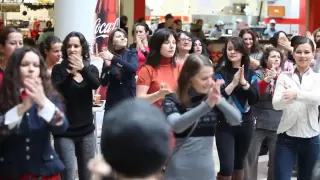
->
xmin=308 ymin=0 xmax=320 ymax=32
xmin=120 ymin=0 xmax=134 ymax=44
xmin=134 ymin=0 xmax=145 ymax=22
xmin=54 ymin=0 xmax=97 ymax=44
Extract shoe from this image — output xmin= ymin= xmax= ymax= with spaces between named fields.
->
xmin=217 ymin=174 xmax=232 ymax=180
xmin=232 ymin=170 xmax=244 ymax=180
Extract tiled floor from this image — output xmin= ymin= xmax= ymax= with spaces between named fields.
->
xmin=94 ymin=112 xmax=297 ymax=180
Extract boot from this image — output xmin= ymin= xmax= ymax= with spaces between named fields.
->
xmin=232 ymin=170 xmax=244 ymax=180
xmin=217 ymin=173 xmax=232 ymax=180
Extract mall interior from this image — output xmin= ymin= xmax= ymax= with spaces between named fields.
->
xmin=0 ymin=0 xmax=319 ymax=61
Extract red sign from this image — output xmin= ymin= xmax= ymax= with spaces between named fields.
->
xmin=93 ymin=0 xmax=120 ymax=54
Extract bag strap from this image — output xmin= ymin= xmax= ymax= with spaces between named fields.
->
xmin=215 ymin=73 xmax=247 ymax=113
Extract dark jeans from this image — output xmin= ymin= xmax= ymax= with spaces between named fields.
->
xmin=54 ymin=132 xmax=96 ymax=180
xmin=216 ymin=119 xmax=254 ymax=176
xmin=274 ymin=133 xmax=320 ymax=180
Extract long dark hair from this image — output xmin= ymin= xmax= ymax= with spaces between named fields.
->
xmin=0 ymin=46 xmax=56 ymax=112
xmin=177 ymin=53 xmax=212 ymax=107
xmin=239 ymin=28 xmax=261 ymax=53
xmin=39 ymin=35 xmax=61 ymax=59
xmin=61 ymin=31 xmax=90 ymax=68
xmin=217 ymin=37 xmax=250 ymax=83
xmin=146 ymin=29 xmax=177 ymax=68
xmin=189 ymin=37 xmax=209 ymax=57
xmin=270 ymin=31 xmax=289 ymax=47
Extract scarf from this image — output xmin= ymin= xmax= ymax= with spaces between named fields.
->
xmin=261 ymin=68 xmax=280 ymax=97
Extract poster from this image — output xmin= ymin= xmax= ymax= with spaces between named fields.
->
xmin=93 ymin=0 xmax=120 ymax=54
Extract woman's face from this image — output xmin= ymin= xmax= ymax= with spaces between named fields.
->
xmin=266 ymin=50 xmax=281 ymax=69
xmin=46 ymin=42 xmax=62 ymax=64
xmin=113 ymin=31 xmax=128 ymax=50
xmin=194 ymin=40 xmax=202 ymax=54
xmin=67 ymin=37 xmax=82 ymax=57
xmin=293 ymin=43 xmax=314 ymax=70
xmin=226 ymin=42 xmax=243 ymax=62
xmin=242 ymin=33 xmax=253 ymax=50
xmin=177 ymin=33 xmax=192 ymax=52
xmin=1 ymin=32 xmax=23 ymax=61
xmin=190 ymin=66 xmax=214 ymax=94
xmin=160 ymin=34 xmax=176 ymax=58
xmin=20 ymin=51 xmax=40 ymax=83
xmin=135 ymin=25 xmax=148 ymax=41
xmin=316 ymin=31 xmax=320 ymax=43
xmin=277 ymin=32 xmax=288 ymax=43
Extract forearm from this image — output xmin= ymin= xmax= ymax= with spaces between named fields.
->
xmin=167 ymin=101 xmax=212 ymax=133
xmin=224 ymin=82 xmax=237 ymax=95
xmin=136 ymin=91 xmax=163 ymax=104
xmin=216 ymin=98 xmax=242 ymax=126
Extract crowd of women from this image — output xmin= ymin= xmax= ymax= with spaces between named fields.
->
xmin=0 ymin=21 xmax=320 ymax=180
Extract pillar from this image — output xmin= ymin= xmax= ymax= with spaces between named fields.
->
xmin=134 ymin=0 xmax=145 ymax=22
xmin=54 ymin=0 xmax=97 ymax=45
xmin=308 ymin=0 xmax=320 ymax=32
xmin=120 ymin=0 xmax=134 ymax=44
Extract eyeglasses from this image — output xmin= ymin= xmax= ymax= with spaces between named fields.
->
xmin=179 ymin=38 xmax=192 ymax=43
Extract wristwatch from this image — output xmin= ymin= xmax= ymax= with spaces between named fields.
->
xmin=241 ymin=81 xmax=248 ymax=86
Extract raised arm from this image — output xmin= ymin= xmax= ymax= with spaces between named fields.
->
xmin=80 ymin=65 xmax=100 ymax=90
xmin=112 ymin=51 xmax=138 ymax=73
xmin=272 ymin=73 xmax=287 ymax=110
xmin=216 ymin=98 xmax=242 ymax=126
xmin=162 ymin=97 xmax=212 ymax=133
xmin=51 ymin=64 xmax=73 ymax=93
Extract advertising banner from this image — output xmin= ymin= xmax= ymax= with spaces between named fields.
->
xmin=94 ymin=0 xmax=120 ymax=54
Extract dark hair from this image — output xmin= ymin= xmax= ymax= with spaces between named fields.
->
xmin=239 ymin=28 xmax=261 ymax=53
xmin=173 ymin=19 xmax=182 ymax=25
xmin=270 ymin=31 xmax=289 ymax=47
xmin=196 ymin=19 xmax=203 ymax=24
xmin=313 ymin=29 xmax=320 ymax=43
xmin=177 ymin=54 xmax=212 ymax=107
xmin=261 ymin=47 xmax=284 ymax=69
xmin=189 ymin=37 xmax=209 ymax=57
xmin=132 ymin=23 xmax=150 ymax=37
xmin=61 ymin=31 xmax=90 ymax=62
xmin=292 ymin=36 xmax=315 ymax=52
xmin=120 ymin=15 xmax=128 ymax=22
xmin=0 ymin=46 xmax=56 ymax=112
xmin=136 ymin=17 xmax=145 ymax=23
xmin=23 ymin=38 xmax=36 ymax=48
xmin=101 ymin=99 xmax=170 ymax=178
xmin=165 ymin=13 xmax=174 ymax=20
xmin=108 ymin=28 xmax=128 ymax=55
xmin=46 ymin=21 xmax=52 ymax=27
xmin=217 ymin=37 xmax=250 ymax=82
xmin=146 ymin=29 xmax=177 ymax=68
xmin=0 ymin=27 xmax=20 ymax=46
xmin=39 ymin=36 xmax=61 ymax=58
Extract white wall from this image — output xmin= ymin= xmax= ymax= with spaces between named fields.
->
xmin=54 ymin=0 xmax=97 ymax=44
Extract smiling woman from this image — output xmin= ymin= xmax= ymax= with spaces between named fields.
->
xmin=51 ymin=31 xmax=100 ymax=180
xmin=272 ymin=36 xmax=320 ymax=180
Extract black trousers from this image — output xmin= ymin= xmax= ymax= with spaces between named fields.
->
xmin=216 ymin=117 xmax=254 ymax=176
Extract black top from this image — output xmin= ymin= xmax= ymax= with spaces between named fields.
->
xmin=216 ymin=67 xmax=259 ymax=120
xmin=51 ymin=62 xmax=100 ymax=137
xmin=162 ymin=92 xmax=217 ymax=138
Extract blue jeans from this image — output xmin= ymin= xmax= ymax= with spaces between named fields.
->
xmin=54 ymin=132 xmax=96 ymax=180
xmin=274 ymin=133 xmax=320 ymax=180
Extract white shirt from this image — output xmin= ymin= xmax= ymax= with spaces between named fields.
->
xmin=272 ymin=69 xmax=320 ymax=138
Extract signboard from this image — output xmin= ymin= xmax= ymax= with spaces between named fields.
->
xmin=1 ymin=0 xmax=23 ymax=3
xmin=93 ymin=0 xmax=120 ymax=54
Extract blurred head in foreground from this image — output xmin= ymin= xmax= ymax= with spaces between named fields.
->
xmin=89 ymin=99 xmax=170 ymax=180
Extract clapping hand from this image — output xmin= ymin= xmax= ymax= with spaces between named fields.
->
xmin=24 ymin=78 xmax=46 ymax=109
xmin=68 ymin=54 xmax=84 ymax=74
xmin=158 ymin=83 xmax=172 ymax=98
xmin=99 ymin=50 xmax=114 ymax=67
xmin=207 ymin=79 xmax=224 ymax=107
